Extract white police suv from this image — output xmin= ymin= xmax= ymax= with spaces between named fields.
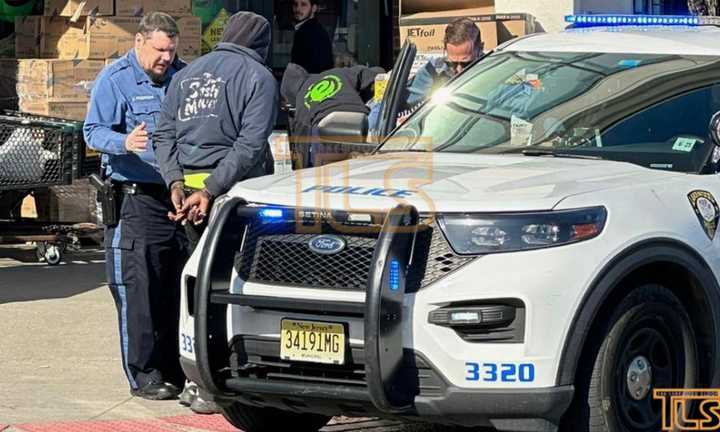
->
xmin=178 ymin=15 xmax=720 ymax=432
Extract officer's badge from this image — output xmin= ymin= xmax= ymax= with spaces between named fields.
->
xmin=688 ymin=190 xmax=720 ymax=240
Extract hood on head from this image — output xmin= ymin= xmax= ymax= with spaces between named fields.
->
xmin=281 ymin=62 xmax=309 ymax=105
xmin=220 ymin=11 xmax=271 ymax=62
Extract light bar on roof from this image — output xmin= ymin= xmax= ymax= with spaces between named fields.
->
xmin=565 ymin=14 xmax=702 ymax=26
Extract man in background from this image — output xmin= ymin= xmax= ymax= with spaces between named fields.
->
xmin=83 ymin=12 xmax=187 ymax=401
xmin=291 ymin=0 xmax=333 ymax=73
xmin=406 ymin=17 xmax=483 ymax=107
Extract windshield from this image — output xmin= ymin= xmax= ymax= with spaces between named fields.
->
xmin=380 ymin=50 xmax=720 ymax=172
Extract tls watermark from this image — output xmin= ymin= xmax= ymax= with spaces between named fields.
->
xmin=654 ymin=389 xmax=720 ymax=430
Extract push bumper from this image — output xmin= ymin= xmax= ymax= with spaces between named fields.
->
xmin=188 ymin=198 xmax=574 ymax=431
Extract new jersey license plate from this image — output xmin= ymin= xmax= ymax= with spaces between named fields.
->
xmin=280 ymin=319 xmax=345 ymax=365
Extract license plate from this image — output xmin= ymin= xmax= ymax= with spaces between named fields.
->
xmin=280 ymin=319 xmax=345 ymax=365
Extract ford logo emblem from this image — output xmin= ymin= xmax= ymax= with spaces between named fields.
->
xmin=308 ymin=235 xmax=346 ymax=255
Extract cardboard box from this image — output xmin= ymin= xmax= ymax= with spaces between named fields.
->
xmin=41 ymin=16 xmax=202 ymax=60
xmin=176 ymin=16 xmax=202 ymax=61
xmin=19 ymin=100 xmax=88 ymax=121
xmin=496 ymin=13 xmax=536 ymax=43
xmin=39 ymin=17 xmax=85 ymax=58
xmin=397 ymin=0 xmax=534 ymax=54
xmin=0 ymin=60 xmax=18 ymax=111
xmin=41 ymin=16 xmax=134 ymax=58
xmin=44 ymin=0 xmax=113 ymax=18
xmin=17 ymin=59 xmax=104 ymax=102
xmin=15 ymin=16 xmax=41 ymax=58
xmin=399 ymin=0 xmax=493 ymax=15
xmin=399 ymin=7 xmax=496 ymax=53
xmin=116 ymin=0 xmax=191 ymax=17
xmin=399 ymin=9 xmax=535 ymax=53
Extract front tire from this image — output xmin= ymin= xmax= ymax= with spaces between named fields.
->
xmin=563 ymin=284 xmax=698 ymax=432
xmin=221 ymin=402 xmax=330 ymax=432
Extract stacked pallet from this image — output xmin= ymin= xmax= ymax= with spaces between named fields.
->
xmin=13 ymin=0 xmax=201 ymax=120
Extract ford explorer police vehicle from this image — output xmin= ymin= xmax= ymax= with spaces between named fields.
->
xmin=178 ymin=16 xmax=720 ymax=432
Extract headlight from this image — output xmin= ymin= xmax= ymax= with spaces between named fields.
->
xmin=437 ymin=206 xmax=607 ymax=255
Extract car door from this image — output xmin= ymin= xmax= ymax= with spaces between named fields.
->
xmin=375 ymin=40 xmax=417 ymax=142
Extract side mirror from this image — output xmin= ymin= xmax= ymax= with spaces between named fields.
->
xmin=711 ymin=111 xmax=720 ymax=146
xmin=317 ymin=111 xmax=369 ymax=145
xmin=707 ymin=112 xmax=720 ymax=172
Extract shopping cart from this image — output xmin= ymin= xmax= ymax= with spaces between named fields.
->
xmin=0 ymin=111 xmax=101 ymax=265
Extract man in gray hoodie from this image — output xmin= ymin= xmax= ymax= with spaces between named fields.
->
xmin=154 ymin=11 xmax=277 ymax=237
xmin=153 ymin=11 xmax=277 ymax=414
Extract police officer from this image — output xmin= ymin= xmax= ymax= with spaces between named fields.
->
xmin=83 ymin=12 xmax=187 ymax=400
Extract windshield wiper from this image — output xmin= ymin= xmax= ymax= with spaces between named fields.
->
xmin=522 ymin=149 xmax=603 ymax=160
xmin=380 ymin=148 xmax=431 ymax=153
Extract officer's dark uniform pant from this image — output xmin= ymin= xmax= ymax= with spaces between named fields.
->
xmin=104 ymin=189 xmax=188 ymax=390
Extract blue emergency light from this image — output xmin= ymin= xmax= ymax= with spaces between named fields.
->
xmin=565 ymin=14 xmax=701 ymax=26
xmin=259 ymin=208 xmax=284 ymax=220
xmin=389 ymin=259 xmax=401 ymax=291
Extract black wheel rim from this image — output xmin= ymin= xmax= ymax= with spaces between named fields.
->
xmin=613 ymin=315 xmax=684 ymax=431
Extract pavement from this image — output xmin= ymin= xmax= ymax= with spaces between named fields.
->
xmin=0 ymin=245 xmax=473 ymax=432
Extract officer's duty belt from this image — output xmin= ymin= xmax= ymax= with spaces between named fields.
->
xmin=118 ymin=182 xmax=168 ymax=198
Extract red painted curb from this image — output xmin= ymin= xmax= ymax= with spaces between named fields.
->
xmin=12 ymin=415 xmax=237 ymax=432
xmin=14 ymin=419 xmax=177 ymax=432
xmin=164 ymin=414 xmax=236 ymax=431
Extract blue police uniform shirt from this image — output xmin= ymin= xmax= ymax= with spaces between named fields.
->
xmin=83 ymin=50 xmax=184 ymax=184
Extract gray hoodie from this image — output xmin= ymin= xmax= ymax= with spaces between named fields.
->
xmin=153 ymin=12 xmax=278 ymax=196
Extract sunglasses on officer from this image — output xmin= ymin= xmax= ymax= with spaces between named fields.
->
xmin=444 ymin=40 xmax=481 ymax=75
xmin=445 ymin=59 xmax=474 ymax=70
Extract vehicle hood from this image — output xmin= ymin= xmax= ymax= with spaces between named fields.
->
xmin=230 ymin=153 xmax=682 ymax=213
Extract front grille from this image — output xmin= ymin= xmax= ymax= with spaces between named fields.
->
xmin=234 ymin=211 xmax=478 ymax=292
xmin=253 ymin=233 xmax=376 ymax=290
xmin=236 ymin=219 xmax=380 ymax=291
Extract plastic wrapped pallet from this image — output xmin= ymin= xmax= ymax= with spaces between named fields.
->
xmin=0 ymin=128 xmax=58 ymax=183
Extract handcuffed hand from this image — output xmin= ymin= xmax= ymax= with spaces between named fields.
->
xmin=168 ymin=181 xmax=186 ymax=222
xmin=180 ymin=189 xmax=212 ymax=225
